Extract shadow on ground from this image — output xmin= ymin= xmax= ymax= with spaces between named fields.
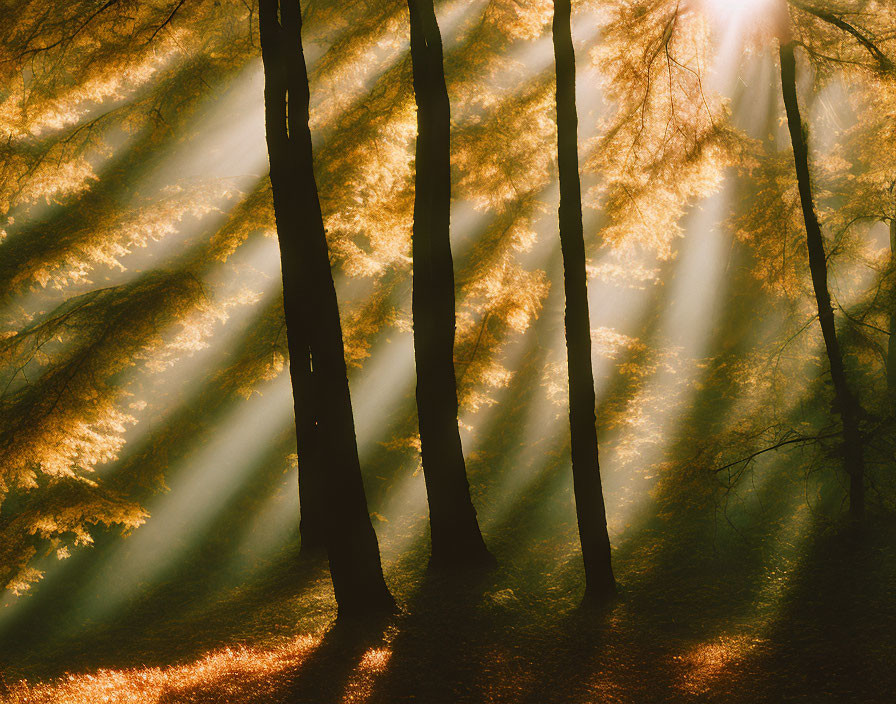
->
xmin=2 ymin=511 xmax=894 ymax=703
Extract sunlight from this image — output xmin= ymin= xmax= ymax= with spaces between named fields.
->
xmin=4 ymin=0 xmax=894 ymax=701
xmin=75 ymin=375 xmax=296 ymax=623
xmin=2 ymin=635 xmax=321 ymax=704
xmin=701 ymin=0 xmax=776 ymax=21
xmin=341 ymin=647 xmax=394 ymax=704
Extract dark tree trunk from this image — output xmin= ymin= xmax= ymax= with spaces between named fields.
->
xmin=259 ymin=0 xmax=395 ymax=616
xmin=887 ymin=219 xmax=896 ymax=403
xmin=779 ymin=41 xmax=865 ymax=519
xmin=552 ymin=0 xmax=615 ymax=601
xmin=407 ymin=0 xmax=493 ymax=569
xmin=258 ymin=1 xmax=323 ymax=556
xmin=293 ymin=319 xmax=326 ymax=554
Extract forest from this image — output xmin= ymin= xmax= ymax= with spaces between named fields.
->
xmin=0 ymin=0 xmax=894 ymax=701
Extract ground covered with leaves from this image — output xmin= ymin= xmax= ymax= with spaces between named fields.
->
xmin=1 ymin=508 xmax=893 ymax=704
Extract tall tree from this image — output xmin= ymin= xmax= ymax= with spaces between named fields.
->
xmin=259 ymin=0 xmax=394 ymax=615
xmin=552 ymin=0 xmax=615 ymax=601
xmin=889 ymin=217 xmax=896 ymax=400
xmin=290 ymin=325 xmax=326 ymax=554
xmin=407 ymin=0 xmax=493 ymax=569
xmin=778 ymin=34 xmax=865 ymax=519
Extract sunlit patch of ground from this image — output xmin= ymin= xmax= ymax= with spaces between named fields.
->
xmin=341 ymin=647 xmax=393 ymax=704
xmin=674 ymin=634 xmax=762 ymax=695
xmin=2 ymin=518 xmax=894 ymax=703
xmin=3 ymin=635 xmax=321 ymax=704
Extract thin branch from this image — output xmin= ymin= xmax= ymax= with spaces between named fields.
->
xmin=456 ymin=312 xmax=491 ymax=385
xmin=10 ymin=0 xmax=121 ymax=62
xmin=147 ymin=0 xmax=188 ymax=44
xmin=790 ymin=0 xmax=894 ymax=72
xmin=713 ymin=430 xmax=843 ymax=474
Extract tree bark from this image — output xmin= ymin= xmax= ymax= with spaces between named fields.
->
xmin=260 ymin=0 xmax=395 ymax=616
xmin=887 ymin=219 xmax=896 ymax=402
xmin=779 ymin=41 xmax=865 ymax=519
xmin=552 ymin=0 xmax=615 ymax=601
xmin=293 ymin=320 xmax=326 ymax=554
xmin=407 ymin=0 xmax=493 ymax=569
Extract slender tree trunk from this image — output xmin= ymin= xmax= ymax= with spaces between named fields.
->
xmin=552 ymin=0 xmax=615 ymax=601
xmin=260 ymin=0 xmax=395 ymax=616
xmin=258 ymin=0 xmax=323 ymax=556
xmin=779 ymin=41 xmax=865 ymax=519
xmin=407 ymin=0 xmax=493 ymax=569
xmin=293 ymin=325 xmax=326 ymax=554
xmin=887 ymin=219 xmax=896 ymax=402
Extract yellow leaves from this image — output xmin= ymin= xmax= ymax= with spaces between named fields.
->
xmin=591 ymin=327 xmax=645 ymax=360
xmin=24 ymin=404 xmax=136 ymax=484
xmin=455 ymin=251 xmax=549 ymax=411
xmin=321 ymin=102 xmax=417 ymax=279
xmin=251 ymin=351 xmax=286 ymax=390
xmin=485 ymin=0 xmax=553 ymax=41
xmin=7 ymin=565 xmax=42 ymax=596
xmin=1 ymin=50 xmax=169 ymax=140
xmin=588 ymin=258 xmax=659 ymax=288
xmin=380 ymin=433 xmax=422 ymax=454
xmin=0 ymin=272 xmax=220 ymax=593
xmin=542 ymin=360 xmax=569 ymax=409
xmin=586 ymin=0 xmax=741 ymax=260
xmin=209 ymin=181 xmax=276 ymax=262
xmin=0 ymin=140 xmax=102 ymax=219
xmin=0 ymin=1 xmax=272 ymax=596
xmin=18 ymin=158 xmax=100 ymax=208
xmin=343 ymin=292 xmax=398 ymax=368
xmin=731 ymin=151 xmax=813 ymax=300
xmin=454 ymin=84 xmax=556 ymax=213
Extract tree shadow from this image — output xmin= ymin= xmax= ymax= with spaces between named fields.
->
xmin=727 ymin=516 xmax=896 ymax=703
xmin=363 ymin=567 xmax=507 ymax=703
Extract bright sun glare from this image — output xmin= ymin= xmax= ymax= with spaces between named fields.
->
xmin=702 ymin=0 xmax=777 ymax=23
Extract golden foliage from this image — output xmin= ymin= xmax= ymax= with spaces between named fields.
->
xmin=587 ymin=0 xmax=743 ymax=259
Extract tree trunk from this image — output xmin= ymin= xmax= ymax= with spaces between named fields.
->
xmin=258 ymin=0 xmax=323 ymax=557
xmin=407 ymin=0 xmax=493 ymax=569
xmin=260 ymin=0 xmax=395 ymax=616
xmin=293 ymin=320 xmax=326 ymax=554
xmin=779 ymin=41 xmax=865 ymax=519
xmin=552 ymin=0 xmax=616 ymax=601
xmin=887 ymin=219 xmax=896 ymax=402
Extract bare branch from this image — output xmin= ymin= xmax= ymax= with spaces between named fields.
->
xmin=713 ymin=429 xmax=843 ymax=474
xmin=147 ymin=0 xmax=188 ymax=44
xmin=790 ymin=0 xmax=894 ymax=72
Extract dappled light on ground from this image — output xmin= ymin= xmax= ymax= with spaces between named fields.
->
xmin=674 ymin=635 xmax=762 ymax=696
xmin=2 ymin=515 xmax=895 ymax=703
xmin=1 ymin=0 xmax=895 ymax=702
xmin=3 ymin=635 xmax=321 ymax=704
xmin=341 ymin=647 xmax=394 ymax=704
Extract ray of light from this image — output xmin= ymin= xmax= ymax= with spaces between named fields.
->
xmin=73 ymin=374 xmax=295 ymax=623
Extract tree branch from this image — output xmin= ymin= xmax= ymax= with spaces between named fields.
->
xmin=147 ymin=0 xmax=188 ymax=44
xmin=713 ymin=429 xmax=843 ymax=474
xmin=789 ymin=0 xmax=894 ymax=72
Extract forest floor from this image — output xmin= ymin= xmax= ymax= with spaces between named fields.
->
xmin=0 ymin=510 xmax=894 ymax=703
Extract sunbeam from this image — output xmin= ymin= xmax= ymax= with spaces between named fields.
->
xmin=2 ymin=0 xmax=895 ymax=702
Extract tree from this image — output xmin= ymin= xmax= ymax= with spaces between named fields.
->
xmin=774 ymin=0 xmax=896 ymax=519
xmin=406 ymin=0 xmax=493 ymax=569
xmin=778 ymin=41 xmax=865 ymax=519
xmin=830 ymin=79 xmax=896 ymax=405
xmin=259 ymin=0 xmax=394 ymax=615
xmin=552 ymin=0 xmax=615 ymax=601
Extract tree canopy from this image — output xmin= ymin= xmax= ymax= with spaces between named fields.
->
xmin=1 ymin=0 xmax=895 ymax=699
